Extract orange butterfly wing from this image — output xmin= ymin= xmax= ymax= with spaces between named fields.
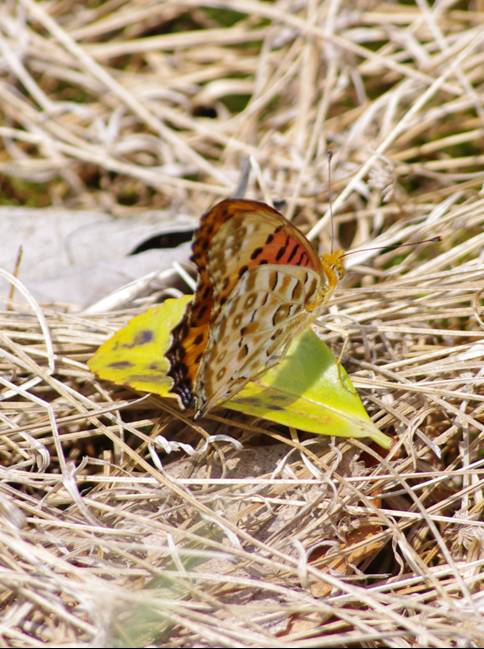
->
xmin=166 ymin=199 xmax=343 ymax=416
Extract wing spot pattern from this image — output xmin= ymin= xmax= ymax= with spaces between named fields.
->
xmin=238 ymin=344 xmax=249 ymax=360
xmin=275 ymin=245 xmax=286 ymax=261
xmin=245 ymin=294 xmax=256 ymax=309
xmin=291 ymin=280 xmax=302 ymax=301
xmin=270 ymin=271 xmax=279 ymax=291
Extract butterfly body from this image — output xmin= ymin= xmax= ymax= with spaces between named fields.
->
xmin=166 ymin=199 xmax=344 ymax=417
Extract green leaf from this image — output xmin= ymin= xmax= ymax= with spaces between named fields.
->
xmin=227 ymin=329 xmax=391 ymax=448
xmin=88 ymin=296 xmax=391 ymax=448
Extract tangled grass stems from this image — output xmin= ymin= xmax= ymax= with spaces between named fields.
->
xmin=0 ymin=1 xmax=483 ymax=646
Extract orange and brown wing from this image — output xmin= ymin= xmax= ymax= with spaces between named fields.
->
xmin=165 ymin=198 xmax=324 ymax=410
xmin=193 ymin=263 xmax=323 ymax=417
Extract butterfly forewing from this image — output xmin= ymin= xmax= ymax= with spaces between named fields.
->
xmin=205 ymin=201 xmax=322 ymax=306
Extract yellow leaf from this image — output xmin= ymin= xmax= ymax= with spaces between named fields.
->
xmin=88 ymin=295 xmax=191 ymax=397
xmin=228 ymin=329 xmax=391 ymax=448
xmin=88 ymin=296 xmax=391 ymax=448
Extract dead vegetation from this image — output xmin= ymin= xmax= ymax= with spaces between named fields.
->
xmin=0 ymin=1 xmax=483 ymax=647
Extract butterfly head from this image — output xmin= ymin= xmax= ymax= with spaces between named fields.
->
xmin=320 ymin=249 xmax=345 ymax=294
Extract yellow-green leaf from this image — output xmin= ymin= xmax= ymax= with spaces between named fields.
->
xmin=88 ymin=295 xmax=391 ymax=448
xmin=88 ymin=295 xmax=191 ymax=397
xmin=227 ymin=329 xmax=391 ymax=448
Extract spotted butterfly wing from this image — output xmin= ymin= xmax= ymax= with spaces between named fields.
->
xmin=166 ymin=199 xmax=344 ymax=417
xmin=194 ymin=263 xmax=323 ymax=415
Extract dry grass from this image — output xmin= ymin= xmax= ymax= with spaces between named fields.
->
xmin=0 ymin=1 xmax=483 ymax=647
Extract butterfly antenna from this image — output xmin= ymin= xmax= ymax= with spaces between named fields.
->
xmin=343 ymin=236 xmax=441 ymax=258
xmin=232 ymin=156 xmax=251 ymax=199
xmin=327 ymin=151 xmax=335 ymax=254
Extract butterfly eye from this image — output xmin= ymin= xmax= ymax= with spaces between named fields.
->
xmin=334 ymin=258 xmax=345 ymax=280
xmin=320 ymin=251 xmax=345 ymax=287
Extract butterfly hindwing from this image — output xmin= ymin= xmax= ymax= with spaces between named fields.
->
xmin=193 ymin=264 xmax=323 ymax=416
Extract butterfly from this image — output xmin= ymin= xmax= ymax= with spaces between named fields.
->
xmin=166 ymin=198 xmax=345 ymax=418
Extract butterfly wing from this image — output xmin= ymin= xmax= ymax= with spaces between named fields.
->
xmin=193 ymin=263 xmax=323 ymax=417
xmin=201 ymin=199 xmax=322 ymax=303
xmin=166 ymin=199 xmax=327 ymax=412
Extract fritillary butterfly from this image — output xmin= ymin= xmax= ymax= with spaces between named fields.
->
xmin=166 ymin=198 xmax=345 ymax=418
